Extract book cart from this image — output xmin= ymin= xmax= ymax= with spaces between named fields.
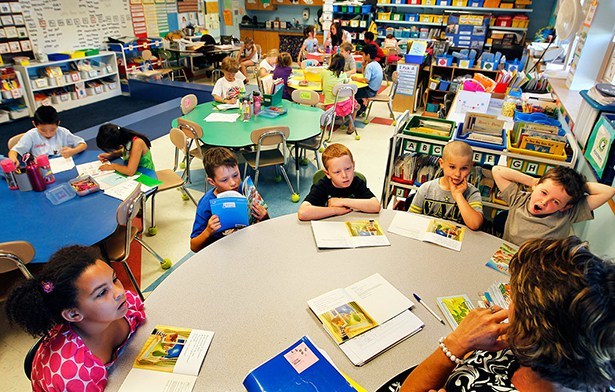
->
xmin=381 ymin=109 xmax=580 ymax=226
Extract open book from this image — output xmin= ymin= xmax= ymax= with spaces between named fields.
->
xmin=307 ymin=273 xmax=424 ymax=366
xmin=388 ymin=213 xmax=466 ymax=251
xmin=210 ymin=190 xmax=249 ymax=232
xmin=243 ymin=336 xmax=363 ymax=392
xmin=311 ymin=219 xmax=390 ymax=249
xmin=118 ymin=325 xmax=214 ymax=392
xmin=436 ymin=295 xmax=475 ymax=329
xmin=75 ymin=160 xmax=161 ymax=200
xmin=485 ymin=243 xmax=517 ymax=276
xmin=242 ymin=176 xmax=267 ymax=225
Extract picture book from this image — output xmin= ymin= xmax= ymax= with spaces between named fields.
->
xmin=483 ymin=281 xmax=511 ymax=310
xmin=485 ymin=243 xmax=518 ymax=276
xmin=308 ymin=273 xmax=424 ymax=366
xmin=310 ymin=219 xmax=391 ymax=249
xmin=242 ymin=175 xmax=267 ymax=225
xmin=437 ymin=295 xmax=475 ymax=329
xmin=243 ymin=336 xmax=362 ymax=392
xmin=118 ymin=325 xmax=214 ymax=392
xmin=210 ymin=190 xmax=249 ymax=232
xmin=387 ymin=213 xmax=466 ymax=251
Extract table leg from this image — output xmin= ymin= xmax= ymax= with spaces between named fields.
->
xmin=294 ymin=144 xmax=300 ymax=192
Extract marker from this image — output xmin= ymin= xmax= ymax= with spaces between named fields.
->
xmin=413 ymin=293 xmax=446 ymax=326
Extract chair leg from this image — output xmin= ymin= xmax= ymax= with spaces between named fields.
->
xmin=364 ymin=101 xmax=373 ymax=123
xmin=182 ymin=185 xmax=198 ymax=206
xmin=134 ymin=236 xmax=171 ymax=269
xmin=148 ymin=193 xmax=156 ymax=235
xmin=388 ymin=101 xmax=396 ymax=123
xmin=279 ymin=165 xmax=297 ymax=196
xmin=120 ymin=260 xmax=144 ymax=301
xmin=254 ymin=169 xmax=260 ymax=187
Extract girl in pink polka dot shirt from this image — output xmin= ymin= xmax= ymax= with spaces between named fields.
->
xmin=6 ymin=245 xmax=146 ymax=392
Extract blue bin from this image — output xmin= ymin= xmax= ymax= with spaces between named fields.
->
xmin=361 ymin=5 xmax=372 ymax=13
xmin=439 ymin=80 xmax=451 ymax=91
xmin=453 ymin=123 xmax=507 ymax=151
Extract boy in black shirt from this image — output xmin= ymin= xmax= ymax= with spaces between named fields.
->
xmin=297 ymin=143 xmax=381 ymax=220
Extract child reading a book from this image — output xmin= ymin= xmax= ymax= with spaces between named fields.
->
xmin=96 ymin=123 xmax=155 ymax=175
xmin=409 ymin=141 xmax=484 ymax=230
xmin=6 ymin=245 xmax=146 ymax=391
xmin=190 ymin=147 xmax=269 ymax=252
xmin=212 ymin=56 xmax=245 ymax=104
xmin=492 ymin=165 xmax=615 ymax=246
xmin=258 ymin=49 xmax=278 ymax=77
xmin=9 ymin=105 xmax=87 ymax=165
xmin=297 ymin=143 xmax=380 ymax=221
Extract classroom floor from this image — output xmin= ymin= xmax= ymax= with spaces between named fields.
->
xmin=0 ymin=75 xmax=401 ymax=391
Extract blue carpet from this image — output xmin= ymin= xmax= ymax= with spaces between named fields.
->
xmin=185 ymin=161 xmax=318 ymax=217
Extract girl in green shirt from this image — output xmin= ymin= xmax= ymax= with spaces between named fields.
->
xmin=96 ymin=123 xmax=156 ymax=175
xmin=321 ymin=54 xmax=359 ymax=134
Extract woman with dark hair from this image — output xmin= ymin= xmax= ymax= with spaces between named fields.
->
xmin=401 ymin=236 xmax=615 ymax=392
xmin=321 ymin=54 xmax=359 ymax=134
xmin=96 ymin=123 xmax=155 ymax=175
xmin=325 ymin=22 xmax=352 ymax=49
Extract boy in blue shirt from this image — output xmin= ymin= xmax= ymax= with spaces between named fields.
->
xmin=190 ymin=147 xmax=269 ymax=252
xmin=351 ymin=44 xmax=383 ymax=117
xmin=9 ymin=105 xmax=86 ymax=165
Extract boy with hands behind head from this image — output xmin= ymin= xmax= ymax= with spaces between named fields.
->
xmin=190 ymin=147 xmax=268 ymax=252
xmin=297 ymin=143 xmax=380 ymax=221
xmin=492 ymin=165 xmax=615 ymax=246
xmin=409 ymin=141 xmax=484 ymax=230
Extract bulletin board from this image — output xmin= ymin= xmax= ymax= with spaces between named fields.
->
xmin=19 ymin=0 xmax=134 ymax=54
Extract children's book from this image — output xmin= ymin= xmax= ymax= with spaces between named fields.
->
xmin=387 ymin=213 xmax=466 ymax=251
xmin=118 ymin=325 xmax=214 ymax=392
xmin=307 ymin=273 xmax=424 ymax=366
xmin=310 ymin=219 xmax=391 ymax=249
xmin=243 ymin=336 xmax=362 ymax=392
xmin=242 ymin=175 xmax=267 ymax=225
xmin=210 ymin=190 xmax=249 ymax=232
xmin=483 ymin=281 xmax=511 ymax=310
xmin=485 ymin=243 xmax=518 ymax=276
xmin=436 ymin=294 xmax=475 ymax=329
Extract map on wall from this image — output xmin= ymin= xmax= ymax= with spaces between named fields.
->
xmin=20 ymin=0 xmax=134 ymax=53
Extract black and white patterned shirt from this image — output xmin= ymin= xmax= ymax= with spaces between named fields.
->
xmin=445 ymin=349 xmax=520 ymax=392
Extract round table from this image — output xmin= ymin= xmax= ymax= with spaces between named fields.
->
xmin=288 ymin=70 xmax=368 ymax=91
xmin=107 ymin=210 xmax=508 ymax=391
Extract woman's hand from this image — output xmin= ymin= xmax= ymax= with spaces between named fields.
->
xmin=446 ymin=307 xmax=509 ymax=357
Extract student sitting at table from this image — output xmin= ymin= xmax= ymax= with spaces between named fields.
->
xmin=238 ymin=37 xmax=259 ymax=82
xmin=190 ymin=147 xmax=269 ymax=252
xmin=6 ymin=245 xmax=146 ymax=392
xmin=96 ymin=123 xmax=155 ymax=176
xmin=492 ymin=165 xmax=615 ymax=246
xmin=409 ymin=141 xmax=483 ymax=230
xmin=351 ymin=44 xmax=384 ymax=117
xmin=297 ymin=143 xmax=381 ymax=221
xmin=272 ymin=52 xmax=293 ymax=100
xmin=400 ymin=236 xmax=614 ymax=392
xmin=258 ymin=49 xmax=279 ymax=77
xmin=340 ymin=42 xmax=357 ymax=76
xmin=321 ymin=54 xmax=359 ymax=135
xmin=8 ymin=105 xmax=87 ymax=165
xmin=212 ymin=56 xmax=245 ymax=104
xmin=297 ymin=25 xmax=320 ymax=63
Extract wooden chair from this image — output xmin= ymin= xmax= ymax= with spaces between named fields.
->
xmin=242 ymin=126 xmax=298 ymax=200
xmin=364 ymin=71 xmax=398 ymax=125
xmin=7 ymin=133 xmax=24 ymax=151
xmin=180 ymin=94 xmax=198 ymax=115
xmin=99 ymin=185 xmax=172 ymax=301
xmin=0 ymin=241 xmax=35 ymax=302
xmin=331 ymin=83 xmax=360 ymax=140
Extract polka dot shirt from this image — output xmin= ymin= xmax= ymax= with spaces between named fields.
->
xmin=31 ymin=291 xmax=146 ymax=392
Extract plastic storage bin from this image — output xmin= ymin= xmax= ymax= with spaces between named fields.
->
xmin=469 ymin=0 xmax=484 ymax=6
xmin=453 ymin=123 xmax=507 ymax=150
xmin=403 ymin=116 xmax=455 ymax=141
xmin=45 ymin=183 xmax=77 ymax=205
xmin=47 ymin=53 xmax=71 ymax=61
xmin=405 ymin=13 xmax=419 ymax=22
xmin=69 ymin=176 xmax=101 ymax=196
xmin=495 ymin=16 xmax=513 ymax=27
xmin=263 ymin=87 xmax=283 ymax=107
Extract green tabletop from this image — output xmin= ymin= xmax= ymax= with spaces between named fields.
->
xmin=173 ymin=100 xmax=322 ymax=148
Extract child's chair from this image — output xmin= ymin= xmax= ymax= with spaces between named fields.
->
xmin=176 ymin=118 xmax=211 ymax=184
xmin=364 ymin=71 xmax=398 ymax=125
xmin=99 ymin=185 xmax=172 ymax=300
xmin=0 ymin=241 xmax=35 ymax=302
xmin=331 ymin=83 xmax=360 ymax=140
xmin=158 ymin=49 xmax=188 ymax=82
xmin=242 ymin=126 xmax=299 ymax=201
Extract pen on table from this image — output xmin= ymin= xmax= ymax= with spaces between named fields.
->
xmin=413 ymin=293 xmax=446 ymax=325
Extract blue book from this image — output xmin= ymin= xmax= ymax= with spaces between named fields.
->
xmin=243 ymin=336 xmax=358 ymax=392
xmin=209 ymin=191 xmax=249 ymax=232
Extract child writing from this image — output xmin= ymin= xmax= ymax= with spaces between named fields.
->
xmin=258 ymin=49 xmax=279 ymax=77
xmin=272 ymin=52 xmax=293 ymax=100
xmin=212 ymin=56 xmax=245 ymax=104
xmin=190 ymin=147 xmax=269 ymax=252
xmin=340 ymin=42 xmax=357 ymax=76
xmin=96 ymin=123 xmax=155 ymax=176
xmin=351 ymin=44 xmax=383 ymax=117
xmin=238 ymin=37 xmax=259 ymax=82
xmin=297 ymin=143 xmax=381 ymax=221
xmin=9 ymin=105 xmax=87 ymax=165
xmin=492 ymin=165 xmax=615 ymax=245
xmin=297 ymin=25 xmax=319 ymax=63
xmin=409 ymin=141 xmax=484 ymax=230
xmin=6 ymin=245 xmax=146 ymax=391
xmin=321 ymin=54 xmax=359 ymax=135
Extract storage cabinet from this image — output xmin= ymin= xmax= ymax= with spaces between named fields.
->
xmin=0 ymin=67 xmax=29 ymax=123
xmin=14 ymin=52 xmax=121 ymax=116
xmin=245 ymin=0 xmax=278 ymax=11
xmin=332 ymin=3 xmax=374 ymax=43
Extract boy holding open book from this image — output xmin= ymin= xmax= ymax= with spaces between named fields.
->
xmin=409 ymin=141 xmax=484 ymax=230
xmin=190 ymin=147 xmax=269 ymax=252
xmin=297 ymin=143 xmax=380 ymax=221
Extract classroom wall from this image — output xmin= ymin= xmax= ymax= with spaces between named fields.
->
xmin=246 ymin=5 xmax=321 ymax=29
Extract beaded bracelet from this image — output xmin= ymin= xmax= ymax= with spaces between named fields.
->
xmin=438 ymin=337 xmax=463 ymax=365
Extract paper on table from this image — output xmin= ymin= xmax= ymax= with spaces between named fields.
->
xmin=204 ymin=112 xmax=240 ymax=122
xmin=103 ymin=179 xmax=153 ymax=201
xmin=215 ymin=103 xmax=240 ymax=110
xmin=48 ymin=157 xmax=75 ymax=173
xmin=76 ymin=160 xmax=108 ymax=177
